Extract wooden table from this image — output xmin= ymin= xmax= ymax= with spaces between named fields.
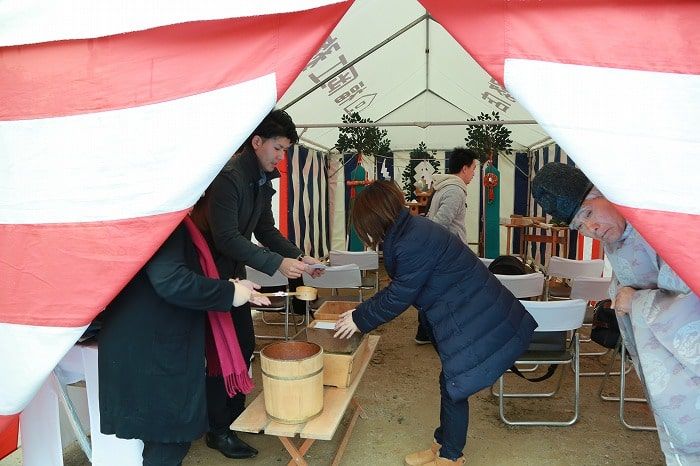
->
xmin=233 ymin=335 xmax=379 ymax=466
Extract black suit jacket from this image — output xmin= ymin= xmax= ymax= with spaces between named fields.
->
xmin=98 ymin=223 xmax=234 ymax=442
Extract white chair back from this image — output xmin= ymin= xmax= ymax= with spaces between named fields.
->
xmin=479 ymin=257 xmax=494 ymax=267
xmin=495 ymin=273 xmax=545 ymax=299
xmin=303 ymin=265 xmax=362 ymax=289
xmin=245 ymin=266 xmax=288 ymax=287
xmin=329 ymin=250 xmax=379 ymax=271
xmin=520 ymin=299 xmax=587 ymax=332
xmin=547 ymin=257 xmax=604 ymax=279
xmin=570 ymin=277 xmax=612 ymax=301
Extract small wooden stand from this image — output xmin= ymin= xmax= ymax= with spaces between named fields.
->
xmin=232 ymin=335 xmax=380 ymax=466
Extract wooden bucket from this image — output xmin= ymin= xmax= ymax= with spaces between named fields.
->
xmin=260 ymin=341 xmax=324 ymax=424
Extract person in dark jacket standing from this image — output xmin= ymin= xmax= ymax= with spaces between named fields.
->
xmin=98 ymin=217 xmax=269 ymax=466
xmin=334 ymin=180 xmax=536 ymax=466
xmin=203 ymin=109 xmax=323 ymax=458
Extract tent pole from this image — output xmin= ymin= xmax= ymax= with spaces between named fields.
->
xmin=282 ymin=14 xmax=430 ymax=110
xmin=296 ymin=120 xmax=537 ymax=128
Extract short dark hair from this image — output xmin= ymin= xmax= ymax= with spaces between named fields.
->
xmin=448 ymin=148 xmax=478 ymax=174
xmin=245 ymin=109 xmax=299 ymax=148
xmin=351 ymin=180 xmax=405 ymax=249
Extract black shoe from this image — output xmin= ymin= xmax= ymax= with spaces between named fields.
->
xmin=415 ymin=326 xmax=431 ymax=345
xmin=205 ymin=431 xmax=258 ymax=459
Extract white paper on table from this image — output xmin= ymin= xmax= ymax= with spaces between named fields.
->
xmin=312 ymin=321 xmax=337 ymax=330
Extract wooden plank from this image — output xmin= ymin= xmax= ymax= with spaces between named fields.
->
xmin=231 ymin=395 xmax=269 ymax=434
xmin=265 ymin=419 xmax=306 ymax=437
xmin=299 ymin=335 xmax=379 ymax=440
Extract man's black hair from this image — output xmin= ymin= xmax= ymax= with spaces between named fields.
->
xmin=245 ymin=109 xmax=299 ymax=148
xmin=448 ymin=148 xmax=478 ymax=174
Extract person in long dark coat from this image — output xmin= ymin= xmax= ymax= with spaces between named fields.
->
xmin=98 ymin=219 xmax=267 ymax=466
xmin=334 ymin=180 xmax=537 ymax=466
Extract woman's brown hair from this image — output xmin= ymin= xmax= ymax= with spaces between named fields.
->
xmin=350 ymin=180 xmax=406 ymax=249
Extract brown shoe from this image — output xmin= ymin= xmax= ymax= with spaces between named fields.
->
xmin=424 ymin=455 xmax=466 ymax=466
xmin=404 ymin=442 xmax=441 ymax=466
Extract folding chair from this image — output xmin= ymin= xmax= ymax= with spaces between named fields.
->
xmin=545 ymin=257 xmax=604 ymax=300
xmin=495 ymin=272 xmax=545 ymax=300
xmin=303 ymin=265 xmax=363 ymax=312
xmin=598 ymin=338 xmax=657 ymax=431
xmin=329 ymin=250 xmax=380 ymax=298
xmin=245 ymin=266 xmax=300 ymax=341
xmin=570 ymin=276 xmax=616 ymax=365
xmin=490 ymin=273 xmax=545 ymax=379
xmin=497 ymin=299 xmax=587 ymax=426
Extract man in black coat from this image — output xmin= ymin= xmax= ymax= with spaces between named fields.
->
xmin=203 ymin=109 xmax=323 ymax=458
xmin=99 ymin=222 xmax=264 ymax=466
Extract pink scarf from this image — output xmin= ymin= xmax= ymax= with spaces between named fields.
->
xmin=183 ymin=217 xmax=254 ymax=397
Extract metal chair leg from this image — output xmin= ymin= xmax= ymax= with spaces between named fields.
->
xmin=618 ymin=343 xmax=657 ymax=431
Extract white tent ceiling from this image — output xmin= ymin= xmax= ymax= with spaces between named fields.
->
xmin=279 ymin=0 xmax=550 ymax=151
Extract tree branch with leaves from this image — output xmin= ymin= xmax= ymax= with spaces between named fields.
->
xmin=464 ymin=111 xmax=513 ymax=164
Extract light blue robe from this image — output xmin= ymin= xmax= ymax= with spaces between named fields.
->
xmin=606 ymin=224 xmax=700 ymax=465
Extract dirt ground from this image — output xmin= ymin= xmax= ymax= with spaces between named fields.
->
xmin=3 ymin=268 xmax=665 ymax=466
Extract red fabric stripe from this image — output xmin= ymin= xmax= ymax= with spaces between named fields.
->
xmin=420 ymin=0 xmax=700 ymax=84
xmin=278 ymin=150 xmax=289 ymax=238
xmin=615 ymin=205 xmax=700 ymax=295
xmin=0 ymin=415 xmax=19 ymax=460
xmin=577 ymin=233 xmax=584 ymax=260
xmin=0 ymin=2 xmax=351 ymax=120
xmin=591 ymin=238 xmax=602 ymax=260
xmin=0 ymin=211 xmax=186 ymax=327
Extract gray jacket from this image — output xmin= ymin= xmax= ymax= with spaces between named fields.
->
xmin=426 ymin=174 xmax=468 ymax=242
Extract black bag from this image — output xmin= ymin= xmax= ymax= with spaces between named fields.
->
xmin=487 ymin=255 xmax=533 ymax=275
xmin=591 ymin=299 xmax=620 ymax=348
xmin=488 ymin=256 xmax=561 ymax=382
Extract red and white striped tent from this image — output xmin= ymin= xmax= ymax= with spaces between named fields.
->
xmin=1 ymin=0 xmax=698 ymax=438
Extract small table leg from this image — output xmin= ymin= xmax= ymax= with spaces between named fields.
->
xmin=280 ymin=436 xmax=314 ymax=466
xmin=331 ymin=398 xmax=365 ymax=466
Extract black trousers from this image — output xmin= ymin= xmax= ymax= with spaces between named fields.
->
xmin=206 ymin=302 xmax=255 ymax=432
xmin=418 ymin=312 xmax=468 ymax=460
xmin=142 ymin=441 xmax=190 ymax=466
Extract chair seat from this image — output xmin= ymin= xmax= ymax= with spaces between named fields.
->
xmin=517 ymin=349 xmax=574 ymax=364
xmin=257 ymin=295 xmax=288 ymax=311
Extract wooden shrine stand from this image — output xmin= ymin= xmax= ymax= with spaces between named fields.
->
xmin=233 ymin=335 xmax=379 ymax=466
xmin=406 ymin=189 xmax=433 ymax=216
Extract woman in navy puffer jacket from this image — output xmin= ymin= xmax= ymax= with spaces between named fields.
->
xmin=335 ymin=181 xmax=536 ymax=466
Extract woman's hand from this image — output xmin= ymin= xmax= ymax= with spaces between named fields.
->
xmin=229 ymin=279 xmax=270 ymax=306
xmin=301 ymin=255 xmax=325 ymax=278
xmin=334 ymin=309 xmax=359 ymax=339
xmin=613 ymin=286 xmax=635 ymax=316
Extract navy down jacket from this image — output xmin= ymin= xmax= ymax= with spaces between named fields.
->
xmin=352 ymin=209 xmax=537 ymax=401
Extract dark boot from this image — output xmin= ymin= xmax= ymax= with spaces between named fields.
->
xmin=205 ymin=430 xmax=258 ymax=459
xmin=415 ymin=324 xmax=431 ymax=345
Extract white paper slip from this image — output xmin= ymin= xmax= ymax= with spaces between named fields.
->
xmin=312 ymin=321 xmax=337 ymax=330
xmin=324 ymin=264 xmax=359 ymax=271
